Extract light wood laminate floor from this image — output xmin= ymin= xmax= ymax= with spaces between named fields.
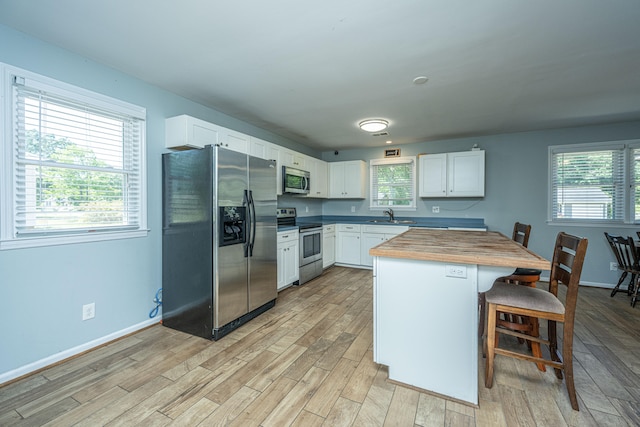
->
xmin=2 ymin=266 xmax=640 ymax=426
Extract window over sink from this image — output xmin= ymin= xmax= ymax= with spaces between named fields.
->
xmin=370 ymin=157 xmax=416 ymax=210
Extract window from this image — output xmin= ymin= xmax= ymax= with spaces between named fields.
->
xmin=370 ymin=157 xmax=416 ymax=210
xmin=1 ymin=63 xmax=147 ymax=249
xmin=549 ymin=141 xmax=640 ymax=225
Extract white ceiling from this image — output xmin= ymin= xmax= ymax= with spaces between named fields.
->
xmin=2 ymin=0 xmax=640 ymax=151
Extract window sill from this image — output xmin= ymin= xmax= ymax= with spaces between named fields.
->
xmin=0 ymin=229 xmax=149 ymax=250
xmin=547 ymin=220 xmax=638 ymax=228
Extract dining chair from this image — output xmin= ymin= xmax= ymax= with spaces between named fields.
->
xmin=484 ymin=232 xmax=588 ymax=411
xmin=605 ymin=232 xmax=636 ymax=298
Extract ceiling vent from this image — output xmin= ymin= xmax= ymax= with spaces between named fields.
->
xmin=372 ymin=131 xmax=389 ymax=137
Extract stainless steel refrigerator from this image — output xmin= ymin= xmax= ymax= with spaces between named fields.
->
xmin=162 ymin=146 xmax=277 ymax=340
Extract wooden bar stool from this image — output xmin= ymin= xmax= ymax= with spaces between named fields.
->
xmin=484 ymin=232 xmax=588 ymax=411
xmin=479 ymin=222 xmax=545 ymax=370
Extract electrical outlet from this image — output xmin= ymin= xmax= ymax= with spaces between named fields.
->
xmin=351 ymin=206 xmax=355 ymax=212
xmin=305 ymin=205 xmax=309 ymax=213
xmin=610 ymin=262 xmax=618 ymax=271
xmin=445 ymin=264 xmax=467 ymax=278
xmin=432 ymin=206 xmax=440 ymax=213
xmin=82 ymin=303 xmax=95 ymax=320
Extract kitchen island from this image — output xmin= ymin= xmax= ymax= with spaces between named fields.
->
xmin=370 ymin=228 xmax=550 ymax=406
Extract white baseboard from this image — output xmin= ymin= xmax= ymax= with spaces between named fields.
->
xmin=0 ymin=318 xmax=160 ymax=386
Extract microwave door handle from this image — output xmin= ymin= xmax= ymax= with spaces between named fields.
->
xmin=302 ymin=175 xmax=309 ymax=191
xmin=243 ymin=190 xmax=250 ymax=258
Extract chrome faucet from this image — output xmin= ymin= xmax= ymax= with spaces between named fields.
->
xmin=383 ymin=208 xmax=395 ymax=221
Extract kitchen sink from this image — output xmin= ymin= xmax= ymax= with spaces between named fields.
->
xmin=367 ymin=219 xmax=416 ymax=224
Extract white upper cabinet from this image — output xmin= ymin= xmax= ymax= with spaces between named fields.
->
xmin=306 ymin=157 xmax=328 ymax=198
xmin=219 ymin=128 xmax=249 ymax=154
xmin=419 ymin=150 xmax=485 ymax=198
xmin=329 ymin=160 xmax=366 ymax=199
xmin=250 ymin=137 xmax=269 ymax=160
xmin=165 ymin=115 xmax=220 ymax=149
xmin=165 ymin=115 xmax=327 ymax=198
xmin=418 ymin=153 xmax=447 ymax=197
xmin=281 ymin=149 xmax=306 ymax=169
xmin=267 ymin=144 xmax=284 ymax=196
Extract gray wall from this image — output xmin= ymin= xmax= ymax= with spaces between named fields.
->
xmin=0 ymin=24 xmax=313 ymax=380
xmin=321 ymin=122 xmax=640 ymax=287
xmin=1 ymin=21 xmax=638 ymax=381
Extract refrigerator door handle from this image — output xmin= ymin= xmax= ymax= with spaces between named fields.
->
xmin=248 ymin=190 xmax=256 ymax=256
xmin=243 ymin=190 xmax=250 ymax=258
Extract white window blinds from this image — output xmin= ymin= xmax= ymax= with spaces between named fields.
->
xmin=550 ymin=146 xmax=625 ymax=222
xmin=10 ymin=72 xmax=145 ymax=238
xmin=370 ymin=157 xmax=416 ymax=209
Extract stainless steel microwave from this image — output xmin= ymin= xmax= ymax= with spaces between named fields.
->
xmin=283 ymin=166 xmax=310 ymax=194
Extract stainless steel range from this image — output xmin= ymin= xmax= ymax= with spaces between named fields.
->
xmin=277 ymin=208 xmax=323 ymax=285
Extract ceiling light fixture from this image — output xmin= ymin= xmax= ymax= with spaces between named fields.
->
xmin=386 ymin=140 xmax=393 ymax=144
xmin=359 ymin=119 xmax=389 ymax=132
xmin=413 ymin=76 xmax=428 ymax=85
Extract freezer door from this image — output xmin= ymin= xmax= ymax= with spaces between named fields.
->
xmin=161 ymin=147 xmax=214 ymax=339
xmin=215 ymin=148 xmax=250 ymax=328
xmin=248 ymin=156 xmax=278 ymax=311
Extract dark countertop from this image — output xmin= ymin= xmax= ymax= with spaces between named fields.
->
xmin=293 ymin=215 xmax=486 ymax=230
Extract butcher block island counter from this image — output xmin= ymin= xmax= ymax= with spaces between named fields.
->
xmin=370 ymin=228 xmax=550 ymax=406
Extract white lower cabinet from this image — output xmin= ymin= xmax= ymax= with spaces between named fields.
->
xmin=323 ymin=224 xmax=336 ymax=268
xmin=335 ymin=224 xmax=409 ymax=268
xmin=336 ymin=224 xmax=361 ymax=266
xmin=360 ymin=225 xmax=409 ymax=267
xmin=277 ymin=230 xmax=299 ymax=291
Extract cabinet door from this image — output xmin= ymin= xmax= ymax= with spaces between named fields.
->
xmin=323 ymin=230 xmax=336 ymax=269
xmin=284 ymin=240 xmax=299 ymax=286
xmin=282 ymin=149 xmax=306 ymax=169
xmin=361 ymin=233 xmax=386 ymax=267
xmin=342 ymin=161 xmax=366 ymax=198
xmin=448 ymin=151 xmax=485 ymax=197
xmin=328 ymin=163 xmax=345 ymax=198
xmin=220 ymin=129 xmax=249 ymax=154
xmin=165 ymin=115 xmax=220 ymax=149
xmin=277 ymin=239 xmax=299 ymax=290
xmin=329 ymin=161 xmax=366 ymax=199
xmin=268 ymin=145 xmax=283 ymax=196
xmin=250 ymin=137 xmax=269 ymax=159
xmin=307 ymin=158 xmax=328 ymax=198
xmin=277 ymin=244 xmax=287 ymax=290
xmin=337 ymin=232 xmax=361 ymax=265
xmin=419 ymin=154 xmax=447 ymax=197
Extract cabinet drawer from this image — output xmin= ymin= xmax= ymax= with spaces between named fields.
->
xmin=277 ymin=230 xmax=299 ymax=243
xmin=337 ymin=224 xmax=361 ymax=232
xmin=323 ymin=224 xmax=335 ymax=234
xmin=362 ymin=225 xmax=408 ymax=234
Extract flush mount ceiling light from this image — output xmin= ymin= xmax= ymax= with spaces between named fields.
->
xmin=413 ymin=76 xmax=429 ymax=85
xmin=359 ymin=119 xmax=389 ymax=132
